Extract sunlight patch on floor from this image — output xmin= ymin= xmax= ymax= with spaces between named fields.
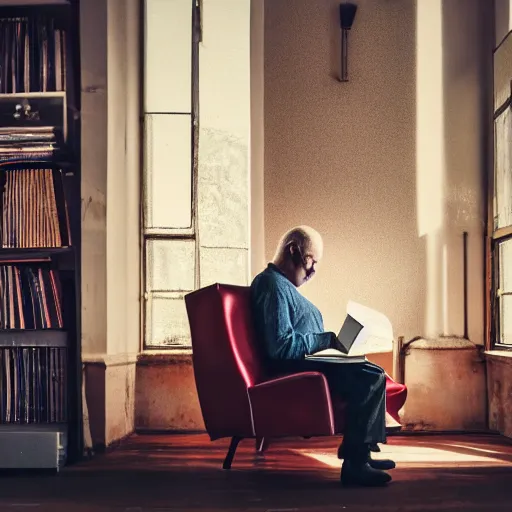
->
xmin=443 ymin=443 xmax=503 ymax=455
xmin=293 ymin=443 xmax=508 ymax=468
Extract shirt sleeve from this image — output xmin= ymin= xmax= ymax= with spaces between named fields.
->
xmin=251 ymin=276 xmax=334 ymax=360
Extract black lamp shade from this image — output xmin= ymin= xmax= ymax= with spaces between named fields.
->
xmin=339 ymin=3 xmax=357 ymax=30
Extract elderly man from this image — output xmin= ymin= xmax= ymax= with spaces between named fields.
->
xmin=250 ymin=226 xmax=395 ymax=487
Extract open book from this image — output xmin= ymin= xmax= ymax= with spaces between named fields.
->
xmin=305 ymin=347 xmax=368 ymax=363
xmin=305 ymin=301 xmax=393 ymax=363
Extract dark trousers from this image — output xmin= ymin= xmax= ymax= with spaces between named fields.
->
xmin=269 ymin=359 xmax=386 ymax=451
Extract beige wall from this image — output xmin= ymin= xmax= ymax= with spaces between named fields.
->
xmin=81 ymin=0 xmax=141 ymax=447
xmin=496 ymin=0 xmax=512 ymax=46
xmin=81 ymin=0 xmax=108 ymax=356
xmin=262 ymin=0 xmax=490 ymax=347
xmin=264 ymin=0 xmax=420 ymax=343
xmin=402 ymin=339 xmax=487 ymax=431
xmin=135 ymin=353 xmax=204 ymax=431
xmin=81 ymin=0 xmax=141 ymax=358
xmin=487 ymin=354 xmax=512 ymax=437
xmin=106 ymin=0 xmax=141 ymax=358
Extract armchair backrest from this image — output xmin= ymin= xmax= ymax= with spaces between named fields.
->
xmin=185 ymin=283 xmax=265 ymax=440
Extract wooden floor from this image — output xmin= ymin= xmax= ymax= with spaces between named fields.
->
xmin=0 ymin=433 xmax=511 ymax=511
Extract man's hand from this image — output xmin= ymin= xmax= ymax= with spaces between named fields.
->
xmin=329 ymin=332 xmax=345 ymax=352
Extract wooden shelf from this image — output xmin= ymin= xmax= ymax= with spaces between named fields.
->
xmin=0 ymin=91 xmax=66 ymax=99
xmin=0 ymin=0 xmax=71 ymax=6
xmin=0 ymin=246 xmax=73 ymax=262
xmin=0 ymin=329 xmax=67 ymax=347
xmin=0 ymin=159 xmax=77 ymax=170
xmin=0 ymin=423 xmax=67 ymax=431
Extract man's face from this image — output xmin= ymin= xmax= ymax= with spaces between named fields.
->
xmin=291 ymin=243 xmax=322 ymax=287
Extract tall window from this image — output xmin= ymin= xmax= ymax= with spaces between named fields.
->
xmin=492 ymin=82 xmax=512 ymax=349
xmin=142 ymin=0 xmax=197 ymax=348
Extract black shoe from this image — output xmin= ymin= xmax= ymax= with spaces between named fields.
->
xmin=340 ymin=460 xmax=392 ymax=487
xmin=338 ymin=444 xmax=395 ymax=470
xmin=369 ymin=443 xmax=381 ymax=452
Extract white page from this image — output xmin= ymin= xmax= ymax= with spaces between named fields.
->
xmin=346 ymin=301 xmax=394 ymax=355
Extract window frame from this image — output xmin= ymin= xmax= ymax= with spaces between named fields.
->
xmin=488 ymin=87 xmax=512 ymax=351
xmin=141 ymin=0 xmax=200 ymax=350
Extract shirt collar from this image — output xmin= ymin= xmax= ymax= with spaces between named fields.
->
xmin=267 ymin=262 xmax=287 ymax=278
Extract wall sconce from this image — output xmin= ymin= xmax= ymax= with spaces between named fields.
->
xmin=339 ymin=2 xmax=358 ymax=82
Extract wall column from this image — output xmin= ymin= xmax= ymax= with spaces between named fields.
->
xmin=81 ymin=0 xmax=141 ymax=449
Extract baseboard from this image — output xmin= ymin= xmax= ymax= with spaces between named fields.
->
xmin=86 ymin=431 xmax=135 ymax=456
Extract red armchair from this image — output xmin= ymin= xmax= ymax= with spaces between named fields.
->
xmin=185 ymin=283 xmax=407 ymax=469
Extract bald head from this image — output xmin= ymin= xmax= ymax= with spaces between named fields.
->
xmin=272 ymin=226 xmax=323 ymax=286
xmin=273 ymin=226 xmax=324 ymax=262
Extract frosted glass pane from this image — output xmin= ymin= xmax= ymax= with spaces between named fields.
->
xmin=200 ymin=247 xmax=248 ymax=287
xmin=144 ymin=0 xmax=192 ymax=113
xmin=146 ymin=239 xmax=195 ymax=291
xmin=499 ymin=295 xmax=512 ymax=345
xmin=499 ymin=240 xmax=512 ymax=345
xmin=495 ymin=108 xmax=512 ymax=229
xmin=144 ymin=114 xmax=192 ymax=229
xmin=145 ymin=293 xmax=191 ymax=347
xmin=499 ymin=239 xmax=512 ymax=292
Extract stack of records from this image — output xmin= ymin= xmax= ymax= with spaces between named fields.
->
xmin=0 ymin=346 xmax=67 ymax=423
xmin=0 ymin=127 xmax=58 ymax=163
xmin=1 ymin=167 xmax=71 ymax=247
xmin=0 ymin=265 xmax=63 ymax=329
xmin=0 ymin=16 xmax=67 ymax=94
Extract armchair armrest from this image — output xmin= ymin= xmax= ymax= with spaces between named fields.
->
xmin=384 ymin=373 xmax=407 ymax=423
xmin=248 ymin=372 xmax=335 ymax=437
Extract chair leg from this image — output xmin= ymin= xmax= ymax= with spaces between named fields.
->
xmin=223 ymin=436 xmax=242 ymax=470
xmin=256 ymin=437 xmax=268 ymax=454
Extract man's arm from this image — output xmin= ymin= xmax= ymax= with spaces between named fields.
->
xmin=252 ymin=279 xmax=337 ymax=360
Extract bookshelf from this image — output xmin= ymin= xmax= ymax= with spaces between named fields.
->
xmin=0 ymin=0 xmax=81 ymax=469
